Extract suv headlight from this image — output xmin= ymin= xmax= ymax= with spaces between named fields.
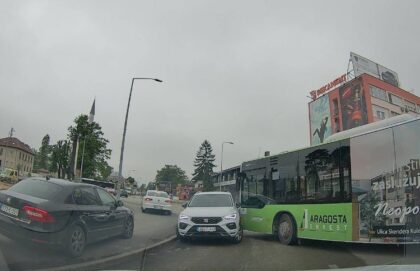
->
xmin=179 ymin=214 xmax=190 ymax=221
xmin=224 ymin=213 xmax=237 ymax=220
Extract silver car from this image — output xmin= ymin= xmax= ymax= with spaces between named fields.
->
xmin=176 ymin=192 xmax=242 ymax=243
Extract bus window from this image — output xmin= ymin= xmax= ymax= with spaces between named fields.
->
xmin=273 ymin=152 xmax=298 ymax=203
xmin=241 ymin=168 xmax=267 ymax=208
xmin=350 ymin=127 xmax=395 ymax=240
xmin=299 ymin=142 xmax=342 ymax=202
xmin=393 ymin=120 xmax=420 ymax=228
xmin=339 ymin=140 xmax=351 ymax=200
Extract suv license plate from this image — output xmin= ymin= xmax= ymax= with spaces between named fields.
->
xmin=0 ymin=204 xmax=19 ymax=216
xmin=197 ymin=227 xmax=216 ymax=232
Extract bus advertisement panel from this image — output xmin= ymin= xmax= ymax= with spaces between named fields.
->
xmin=239 ymin=117 xmax=420 ymax=244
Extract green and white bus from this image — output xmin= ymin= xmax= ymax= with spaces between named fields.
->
xmin=238 ymin=115 xmax=420 ymax=245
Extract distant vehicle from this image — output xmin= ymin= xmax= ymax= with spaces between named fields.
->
xmin=81 ymin=179 xmax=117 ymax=197
xmin=0 ymin=168 xmax=19 ymax=183
xmin=120 ymin=190 xmax=128 ymax=198
xmin=141 ymin=190 xmax=172 ymax=215
xmin=0 ymin=177 xmax=134 ymax=257
xmin=176 ymin=192 xmax=242 ymax=243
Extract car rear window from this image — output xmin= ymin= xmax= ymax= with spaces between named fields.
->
xmin=147 ymin=191 xmax=157 ymax=196
xmin=157 ymin=192 xmax=169 ymax=198
xmin=9 ymin=179 xmax=63 ymax=200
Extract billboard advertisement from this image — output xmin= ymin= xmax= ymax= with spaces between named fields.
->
xmin=350 ymin=52 xmax=399 ymax=87
xmin=309 ymin=95 xmax=332 ymax=145
xmin=339 ymin=78 xmax=368 ymax=130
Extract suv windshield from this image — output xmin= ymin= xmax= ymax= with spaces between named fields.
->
xmin=188 ymin=194 xmax=233 ymax=207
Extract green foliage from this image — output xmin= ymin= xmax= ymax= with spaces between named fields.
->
xmin=126 ymin=176 xmax=136 ymax=185
xmin=68 ymin=114 xmax=112 ymax=180
xmin=192 ymin=140 xmax=216 ymax=191
xmin=49 ymin=140 xmax=70 ymax=179
xmin=146 ymin=182 xmax=156 ymax=190
xmin=156 ymin=165 xmax=189 ymax=186
xmin=34 ymin=134 xmax=51 ymax=170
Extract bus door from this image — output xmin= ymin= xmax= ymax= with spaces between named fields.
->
xmin=240 ymin=168 xmax=271 ymax=233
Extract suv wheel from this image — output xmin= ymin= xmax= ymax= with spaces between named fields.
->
xmin=231 ymin=226 xmax=243 ymax=244
xmin=176 ymin=227 xmax=188 ymax=243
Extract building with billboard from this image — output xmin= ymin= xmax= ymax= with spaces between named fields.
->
xmin=309 ymin=53 xmax=420 ymax=145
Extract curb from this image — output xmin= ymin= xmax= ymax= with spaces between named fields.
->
xmin=33 ymin=235 xmax=177 ymax=271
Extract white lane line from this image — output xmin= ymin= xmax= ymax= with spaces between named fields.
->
xmin=328 ymin=264 xmax=339 ymax=269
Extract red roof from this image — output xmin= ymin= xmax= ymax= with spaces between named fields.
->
xmin=0 ymin=137 xmax=34 ymax=155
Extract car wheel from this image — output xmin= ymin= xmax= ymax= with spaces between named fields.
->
xmin=121 ymin=217 xmax=134 ymax=239
xmin=66 ymin=225 xmax=86 ymax=257
xmin=176 ymin=227 xmax=188 ymax=243
xmin=277 ymin=214 xmax=297 ymax=245
xmin=231 ymin=225 xmax=243 ymax=244
xmin=166 ymin=210 xmax=172 ymax=216
xmin=141 ymin=207 xmax=146 ymax=213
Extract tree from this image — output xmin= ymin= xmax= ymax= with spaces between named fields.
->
xmin=192 ymin=140 xmax=216 ymax=191
xmin=67 ymin=115 xmax=112 ymax=180
xmin=139 ymin=183 xmax=146 ymax=194
xmin=34 ymin=134 xmax=51 ymax=170
xmin=49 ymin=140 xmax=70 ymax=179
xmin=146 ymin=181 xmax=156 ymax=190
xmin=126 ymin=176 xmax=136 ymax=186
xmin=156 ymin=165 xmax=189 ymax=186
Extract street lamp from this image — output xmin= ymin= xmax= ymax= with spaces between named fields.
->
xmin=117 ymin=77 xmax=162 ymax=199
xmin=220 ymin=141 xmax=234 ymax=191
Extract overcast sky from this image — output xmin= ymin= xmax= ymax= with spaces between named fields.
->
xmin=1 ymin=0 xmax=419 ymax=184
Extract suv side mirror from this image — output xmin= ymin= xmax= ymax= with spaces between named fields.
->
xmin=235 ymin=202 xmax=241 ymax=208
xmin=182 ymin=202 xmax=188 ymax=208
xmin=116 ymin=200 xmax=124 ymax=207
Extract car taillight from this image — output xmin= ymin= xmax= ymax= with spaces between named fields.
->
xmin=23 ymin=205 xmax=55 ymax=223
xmin=144 ymin=198 xmax=153 ymax=201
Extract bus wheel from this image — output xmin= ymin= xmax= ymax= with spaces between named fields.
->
xmin=277 ymin=214 xmax=297 ymax=245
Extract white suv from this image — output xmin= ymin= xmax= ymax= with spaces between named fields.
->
xmin=176 ymin=192 xmax=242 ymax=243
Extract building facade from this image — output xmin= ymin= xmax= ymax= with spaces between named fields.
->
xmin=309 ymin=73 xmax=420 ymax=145
xmin=212 ymin=166 xmax=241 ymax=200
xmin=0 ymin=137 xmax=34 ymax=176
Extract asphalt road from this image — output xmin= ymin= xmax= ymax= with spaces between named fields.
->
xmin=103 ymin=232 xmax=420 ymax=271
xmin=0 ymin=196 xmax=182 ymax=271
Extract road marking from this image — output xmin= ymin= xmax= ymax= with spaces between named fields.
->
xmin=33 ymin=235 xmax=177 ymax=271
xmin=328 ymin=264 xmax=339 ymax=269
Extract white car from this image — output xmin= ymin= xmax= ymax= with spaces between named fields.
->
xmin=141 ymin=190 xmax=172 ymax=215
xmin=176 ymin=192 xmax=242 ymax=243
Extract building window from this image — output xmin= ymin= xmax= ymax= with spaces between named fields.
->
xmin=369 ymin=85 xmax=388 ymax=101
xmin=0 ymin=148 xmax=2 ymax=156
xmin=405 ymin=100 xmax=417 ymax=112
xmin=388 ymin=93 xmax=404 ymax=107
xmin=372 ymin=105 xmax=389 ymax=121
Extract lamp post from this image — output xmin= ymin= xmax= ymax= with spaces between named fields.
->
xmin=117 ymin=77 xmax=162 ymax=199
xmin=220 ymin=141 xmax=234 ymax=191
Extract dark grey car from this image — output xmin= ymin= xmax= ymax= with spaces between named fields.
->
xmin=0 ymin=177 xmax=134 ymax=257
